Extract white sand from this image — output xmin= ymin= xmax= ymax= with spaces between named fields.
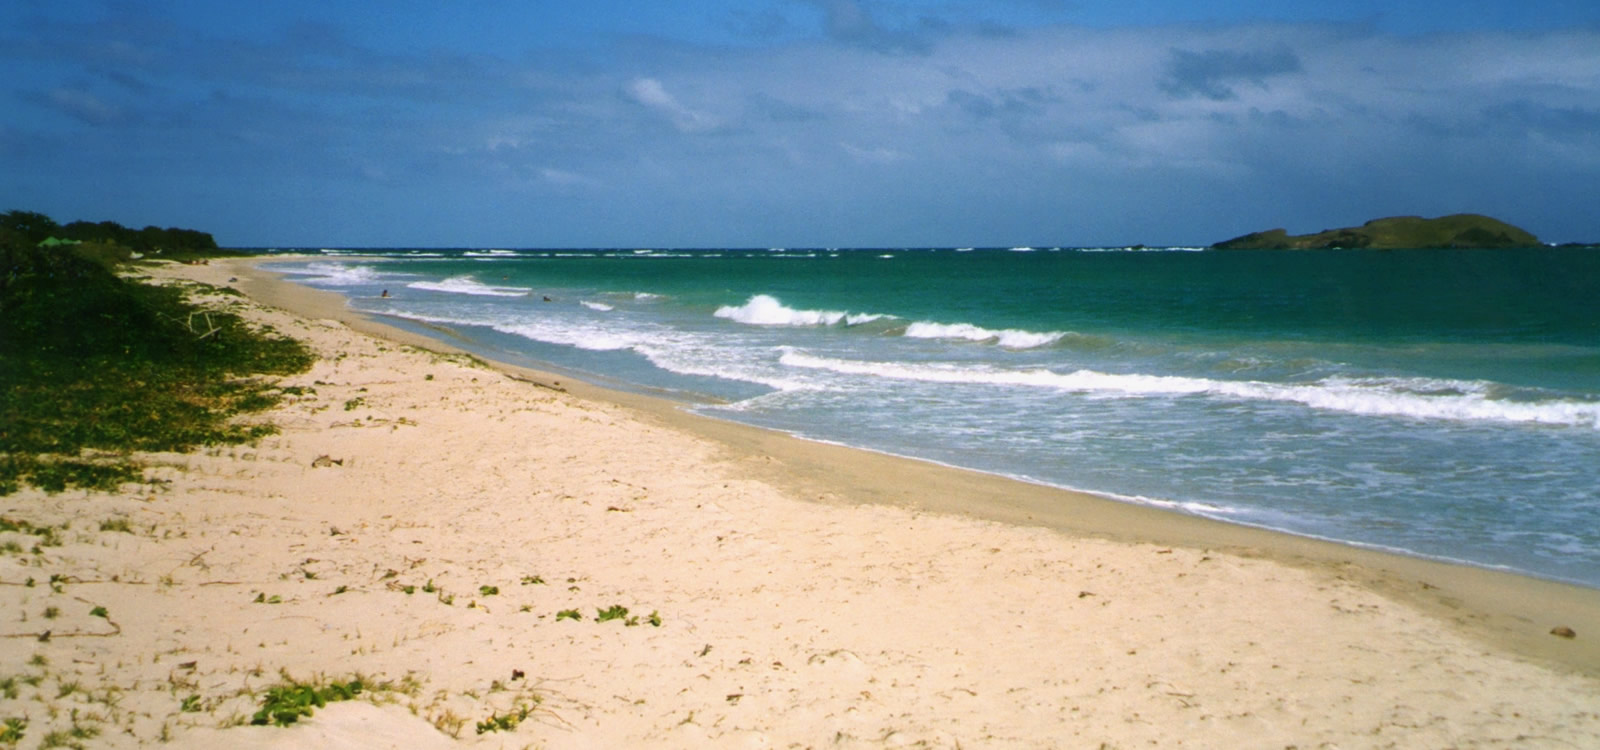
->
xmin=1 ymin=258 xmax=1597 ymax=748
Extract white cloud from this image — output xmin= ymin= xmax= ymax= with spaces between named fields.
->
xmin=626 ymin=77 xmax=722 ymax=133
xmin=841 ymin=142 xmax=906 ymax=164
xmin=9 ymin=3 xmax=1599 ymax=245
xmin=540 ymin=167 xmax=600 ymax=187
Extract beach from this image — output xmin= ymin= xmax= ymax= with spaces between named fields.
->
xmin=2 ymin=256 xmax=1598 ymax=748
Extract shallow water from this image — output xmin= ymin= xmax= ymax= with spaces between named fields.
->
xmin=266 ymin=246 xmax=1600 ymax=587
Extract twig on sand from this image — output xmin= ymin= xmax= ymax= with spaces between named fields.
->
xmin=504 ymin=373 xmax=567 ymax=392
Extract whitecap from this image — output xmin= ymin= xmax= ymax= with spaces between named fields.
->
xmin=903 ymin=321 xmax=1065 ymax=349
xmin=282 ymin=262 xmax=390 ymax=286
xmin=582 ymin=301 xmax=615 ymax=312
xmin=714 ymin=294 xmax=885 ymax=327
xmin=778 ymin=352 xmax=1600 ymax=428
xmin=406 ymin=275 xmax=531 ymax=297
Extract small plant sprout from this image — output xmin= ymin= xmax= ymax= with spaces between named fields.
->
xmin=251 ymin=678 xmax=363 ymax=727
xmin=474 ymin=696 xmax=539 ymax=736
xmin=555 ymin=609 xmax=582 ymax=622
xmin=0 ymin=717 xmax=25 ymax=745
xmin=478 ymin=585 xmax=499 ymax=596
xmin=596 ymin=605 xmax=629 ymax=623
xmin=520 ymin=575 xmax=544 ymax=585
xmin=89 ymin=606 xmax=108 ymax=618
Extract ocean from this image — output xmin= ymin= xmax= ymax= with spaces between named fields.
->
xmin=263 ymin=246 xmax=1600 ymax=588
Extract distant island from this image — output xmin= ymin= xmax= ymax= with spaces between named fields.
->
xmin=1212 ymin=214 xmax=1540 ymax=250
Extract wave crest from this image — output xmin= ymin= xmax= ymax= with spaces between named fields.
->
xmin=285 ymin=263 xmax=386 ymax=286
xmin=406 ymin=276 xmax=531 ymax=297
xmin=714 ymin=295 xmax=887 ymax=327
xmin=778 ymin=352 xmax=1600 ymax=428
xmin=903 ymin=321 xmax=1065 ymax=349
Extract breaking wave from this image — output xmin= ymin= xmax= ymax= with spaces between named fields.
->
xmin=777 ymin=351 xmax=1600 ymax=428
xmin=406 ymin=276 xmax=531 ymax=297
xmin=714 ymin=295 xmax=888 ymax=327
xmin=903 ymin=321 xmax=1065 ymax=349
xmin=282 ymin=263 xmax=389 ymax=286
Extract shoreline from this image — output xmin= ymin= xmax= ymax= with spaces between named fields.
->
xmin=7 ymin=254 xmax=1592 ymax=746
xmin=235 ymin=254 xmax=1600 ymax=675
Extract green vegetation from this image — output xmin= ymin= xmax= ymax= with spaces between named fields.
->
xmin=1212 ymin=214 xmax=1541 ymax=250
xmin=1 ymin=210 xmax=313 ymax=495
xmin=555 ymin=609 xmax=582 ymax=622
xmin=0 ymin=518 xmax=62 ymax=547
xmin=0 ymin=717 xmax=24 ymax=745
xmin=250 ymin=678 xmax=364 ymax=727
xmin=2 ymin=209 xmax=223 ymax=260
xmin=475 ymin=701 xmax=537 ymax=735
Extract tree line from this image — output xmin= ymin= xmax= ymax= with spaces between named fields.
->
xmin=1 ymin=209 xmax=218 ymax=253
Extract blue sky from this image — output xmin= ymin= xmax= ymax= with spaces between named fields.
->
xmin=4 ymin=1 xmax=1598 ymax=247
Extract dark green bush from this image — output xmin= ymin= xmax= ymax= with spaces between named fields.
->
xmin=1 ymin=225 xmax=312 ymax=494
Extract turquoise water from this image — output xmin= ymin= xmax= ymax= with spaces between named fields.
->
xmin=268 ymin=246 xmax=1600 ymax=586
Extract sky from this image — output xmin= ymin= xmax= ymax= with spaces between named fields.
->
xmin=3 ymin=1 xmax=1599 ymax=247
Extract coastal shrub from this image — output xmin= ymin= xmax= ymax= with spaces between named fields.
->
xmin=250 ymin=678 xmax=364 ymax=727
xmin=0 ymin=230 xmax=312 ymax=494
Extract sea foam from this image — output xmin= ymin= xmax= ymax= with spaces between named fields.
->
xmin=778 ymin=352 xmax=1600 ymax=428
xmin=714 ymin=295 xmax=886 ymax=327
xmin=286 ymin=263 xmax=388 ymax=286
xmin=406 ymin=276 xmax=531 ymax=297
xmin=903 ymin=321 xmax=1065 ymax=349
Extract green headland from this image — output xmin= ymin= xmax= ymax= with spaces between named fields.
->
xmin=1212 ymin=214 xmax=1541 ymax=250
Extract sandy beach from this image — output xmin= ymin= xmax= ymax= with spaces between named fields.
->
xmin=2 ymin=256 xmax=1598 ymax=749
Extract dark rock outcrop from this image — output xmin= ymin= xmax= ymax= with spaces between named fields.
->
xmin=1213 ymin=214 xmax=1540 ymax=250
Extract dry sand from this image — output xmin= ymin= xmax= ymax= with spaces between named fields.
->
xmin=2 ymin=257 xmax=1598 ymax=749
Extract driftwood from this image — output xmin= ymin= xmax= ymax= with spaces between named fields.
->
xmin=504 ymin=372 xmax=567 ymax=392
